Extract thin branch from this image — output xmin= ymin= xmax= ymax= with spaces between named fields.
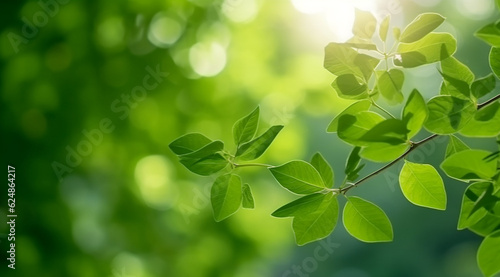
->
xmin=340 ymin=93 xmax=500 ymax=194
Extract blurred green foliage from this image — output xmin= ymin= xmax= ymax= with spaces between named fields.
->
xmin=0 ymin=0 xmax=498 ymax=276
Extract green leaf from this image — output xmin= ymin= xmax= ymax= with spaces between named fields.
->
xmin=475 ymin=22 xmax=500 ymax=47
xmin=359 ymin=119 xmax=410 ymax=145
xmin=331 ymin=74 xmax=368 ymax=99
xmin=395 ymin=33 xmax=457 ymax=68
xmin=376 ymin=69 xmax=405 ymax=105
xmin=327 ymin=100 xmax=371 ymax=133
xmin=241 ymin=183 xmax=255 ymax=209
xmin=178 ymin=140 xmax=228 ymax=176
xmin=469 ymin=213 xmax=500 ymax=237
xmin=399 ymin=13 xmax=445 ymax=43
xmin=180 ymin=154 xmax=228 ymax=176
xmin=236 ymin=125 xmax=283 ymax=160
xmin=460 ymin=101 xmax=500 ymax=137
xmin=445 ymin=135 xmax=470 ymax=159
xmin=379 ymin=15 xmax=390 ymax=42
xmin=343 ymin=196 xmax=394 ymax=243
xmin=352 ymin=9 xmax=377 ymax=39
xmin=491 ymin=47 xmax=500 ymax=79
xmin=345 ymin=147 xmax=363 ymax=180
xmin=458 ymin=182 xmax=492 ymax=230
xmin=478 ymin=230 xmax=500 ymax=277
xmin=233 ymin=106 xmax=259 ymax=146
xmin=311 ymin=153 xmax=334 ymax=188
xmin=344 ymin=37 xmax=378 ymax=50
xmin=269 ymin=161 xmax=325 ymax=194
xmin=399 ymin=161 xmax=447 ymax=210
xmin=337 ymin=111 xmax=385 ymax=146
xmin=211 ymin=174 xmax=242 ymax=221
xmin=169 ymin=133 xmax=212 ymax=155
xmin=403 ymin=89 xmax=428 ymax=138
xmin=497 ymin=0 xmax=500 ymax=10
xmin=272 ymin=193 xmax=328 ymax=217
xmin=324 ymin=43 xmax=379 ymax=80
xmin=360 ymin=143 xmax=409 ymax=162
xmin=393 ymin=27 xmax=401 ymax=41
xmin=441 ymin=149 xmax=497 ymax=181
xmin=472 ymin=74 xmax=496 ymax=99
xmin=424 ymin=96 xmax=476 ymax=134
xmin=293 ymin=194 xmax=339 ymax=245
xmin=439 ymin=56 xmax=474 ymax=100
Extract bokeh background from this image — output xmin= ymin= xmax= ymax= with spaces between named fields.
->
xmin=1 ymin=0 xmax=499 ymax=276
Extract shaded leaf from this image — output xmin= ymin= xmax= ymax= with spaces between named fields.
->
xmin=475 ymin=22 xmax=500 ymax=47
xmin=236 ymin=125 xmax=283 ymax=160
xmin=458 ymin=182 xmax=492 ymax=230
xmin=345 ymin=147 xmax=362 ymax=180
xmin=233 ymin=106 xmax=259 ymax=146
xmin=445 ymin=135 xmax=470 ymax=159
xmin=359 ymin=119 xmax=409 ymax=145
xmin=337 ymin=112 xmax=385 ymax=146
xmin=400 ymin=13 xmax=445 ymax=43
xmin=395 ymin=33 xmax=456 ymax=68
xmin=327 ymin=100 xmax=371 ymax=133
xmin=331 ymin=74 xmax=368 ymax=99
xmin=472 ymin=74 xmax=496 ymax=99
xmin=311 ymin=153 xmax=334 ymax=188
xmin=376 ymin=69 xmax=405 ymax=105
xmin=403 ymin=89 xmax=428 ymax=138
xmin=441 ymin=149 xmax=497 ymax=181
xmin=490 ymin=47 xmax=500 ymax=79
xmin=241 ymin=183 xmax=255 ymax=209
xmin=169 ymin=133 xmax=212 ymax=155
xmin=424 ymin=96 xmax=476 ymax=134
xmin=460 ymin=101 xmax=500 ymax=137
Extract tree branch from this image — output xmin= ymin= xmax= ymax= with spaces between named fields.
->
xmin=340 ymin=93 xmax=500 ymax=194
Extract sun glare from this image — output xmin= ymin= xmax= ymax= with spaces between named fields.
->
xmin=292 ymin=0 xmax=378 ymax=41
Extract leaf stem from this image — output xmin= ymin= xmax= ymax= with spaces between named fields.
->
xmin=340 ymin=92 xmax=500 ymax=194
xmin=370 ymin=98 xmax=396 ymax=119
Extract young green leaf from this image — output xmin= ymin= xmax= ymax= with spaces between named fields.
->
xmin=472 ymin=74 xmax=496 ymax=99
xmin=393 ymin=27 xmax=401 ymax=41
xmin=236 ymin=125 xmax=283 ymax=160
xmin=233 ymin=106 xmax=259 ymax=146
xmin=343 ymin=196 xmax=394 ymax=243
xmin=441 ymin=149 xmax=497 ymax=181
xmin=403 ymin=89 xmax=428 ymax=138
xmin=475 ymin=23 xmax=500 ymax=47
xmin=478 ymin=230 xmax=500 ymax=277
xmin=331 ymin=74 xmax=368 ymax=99
xmin=179 ymin=140 xmax=224 ymax=159
xmin=395 ymin=33 xmax=457 ymax=68
xmin=379 ymin=15 xmax=390 ymax=42
xmin=345 ymin=37 xmax=378 ymax=50
xmin=352 ymin=9 xmax=377 ymax=39
xmin=345 ymin=147 xmax=362 ymax=180
xmin=458 ymin=182 xmax=491 ymax=230
xmin=324 ymin=43 xmax=364 ymax=78
xmin=272 ymin=193 xmax=327 ymax=217
xmin=445 ymin=135 xmax=470 ymax=159
xmin=424 ymin=96 xmax=476 ymax=134
xmin=169 ymin=133 xmax=212 ymax=155
xmin=180 ymin=154 xmax=228 ymax=176
xmin=337 ymin=111 xmax=385 ymax=146
xmin=399 ymin=161 xmax=447 ymax=210
xmin=360 ymin=143 xmax=409 ymax=163
xmin=399 ymin=13 xmax=445 ymax=43
xmin=327 ymin=100 xmax=371 ymax=133
xmin=460 ymin=101 xmax=500 ymax=137
xmin=490 ymin=47 xmax=500 ymax=78
xmin=468 ymin=213 xmax=500 ymax=237
xmin=211 ymin=174 xmax=242 ymax=221
xmin=311 ymin=153 xmax=334 ymax=188
xmin=439 ymin=56 xmax=474 ymax=100
xmin=269 ymin=161 xmax=325 ymax=194
xmin=376 ymin=69 xmax=405 ymax=105
xmin=293 ymin=193 xmax=339 ymax=245
xmin=241 ymin=183 xmax=255 ymax=209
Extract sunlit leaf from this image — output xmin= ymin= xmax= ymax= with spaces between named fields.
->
xmin=399 ymin=13 xmax=445 ymax=43
xmin=242 ymin=183 xmax=255 ymax=209
xmin=327 ymin=100 xmax=371 ymax=133
xmin=211 ymin=174 xmax=242 ymax=221
xmin=360 ymin=143 xmax=409 ymax=162
xmin=399 ymin=161 xmax=446 ymax=210
xmin=311 ymin=152 xmax=334 ymax=188
xmin=331 ymin=74 xmax=368 ymax=99
xmin=343 ymin=196 xmax=393 ymax=243
xmin=472 ymin=74 xmax=496 ymax=99
xmin=345 ymin=37 xmax=378 ymax=50
xmin=359 ymin=119 xmax=409 ymax=145
xmin=402 ymin=89 xmax=428 ymax=138
xmin=352 ymin=9 xmax=377 ymax=39
xmin=475 ymin=22 xmax=500 ymax=47
xmin=478 ymin=230 xmax=500 ymax=277
xmin=379 ymin=15 xmax=390 ymax=42
xmin=460 ymin=101 xmax=500 ymax=137
xmin=395 ymin=33 xmax=456 ymax=68
xmin=458 ymin=182 xmax=491 ymax=230
xmin=490 ymin=47 xmax=500 ymax=79
xmin=269 ymin=161 xmax=325 ymax=194
xmin=445 ymin=135 xmax=470 ymax=159
xmin=424 ymin=96 xmax=476 ymax=134
xmin=236 ymin=125 xmax=283 ymax=160
xmin=345 ymin=147 xmax=363 ymax=181
xmin=439 ymin=56 xmax=474 ymax=100
xmin=393 ymin=27 xmax=401 ymax=41
xmin=441 ymin=149 xmax=497 ymax=181
xmin=376 ymin=69 xmax=404 ymax=105
xmin=233 ymin=106 xmax=259 ymax=146
xmin=337 ymin=111 xmax=385 ymax=146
